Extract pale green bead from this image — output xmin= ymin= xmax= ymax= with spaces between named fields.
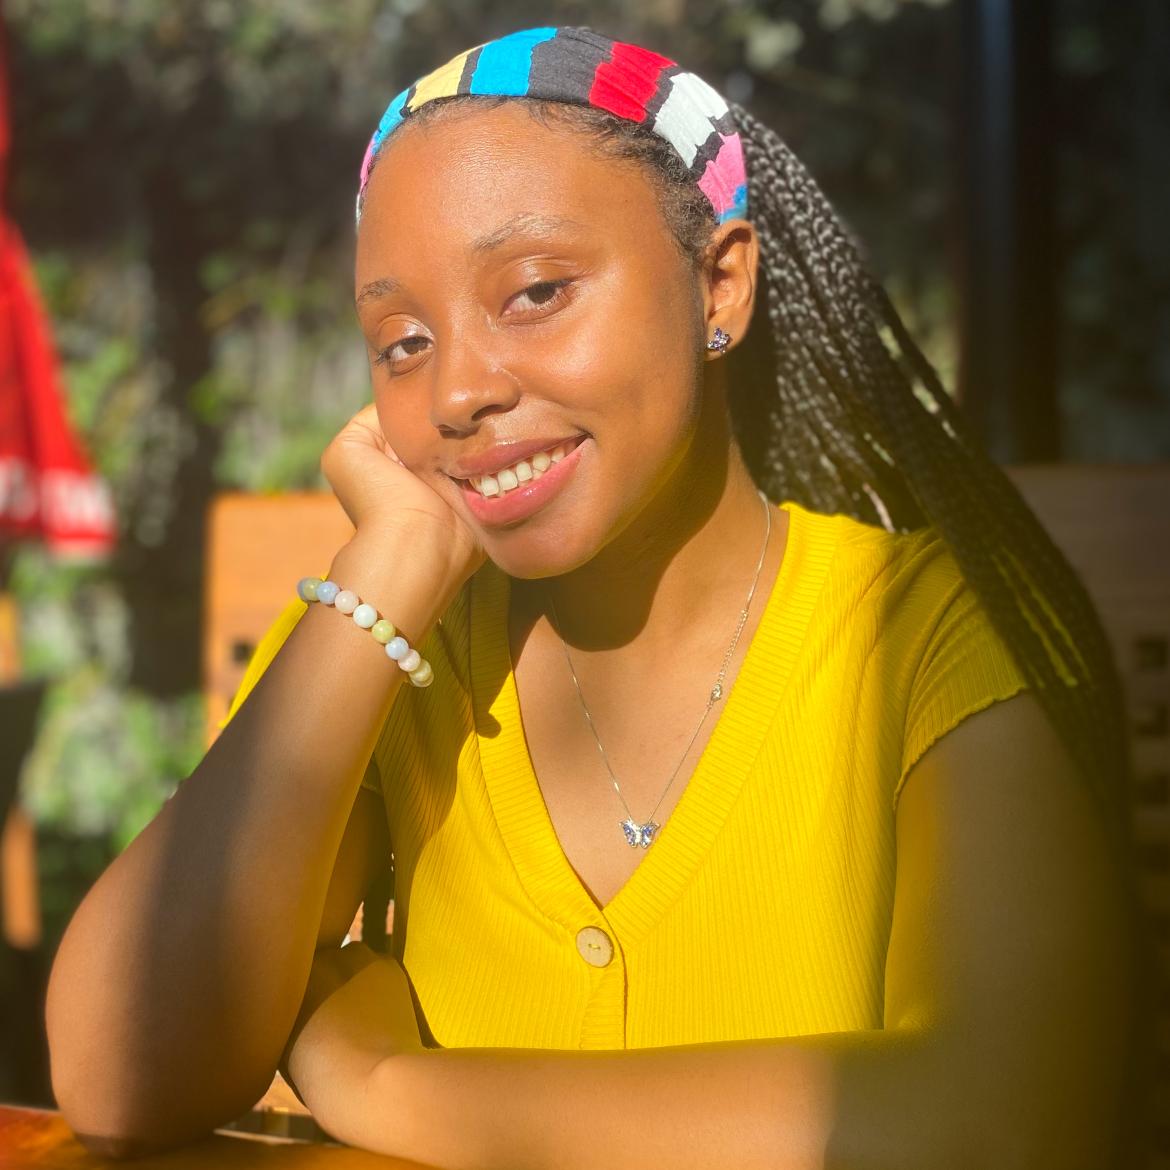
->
xmin=408 ymin=659 xmax=434 ymax=687
xmin=370 ymin=619 xmax=397 ymax=644
xmin=297 ymin=576 xmax=322 ymax=602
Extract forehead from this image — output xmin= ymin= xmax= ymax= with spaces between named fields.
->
xmin=355 ymin=102 xmax=669 ymax=283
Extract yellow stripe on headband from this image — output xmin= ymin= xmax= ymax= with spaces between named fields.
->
xmin=407 ymin=49 xmax=475 ymax=111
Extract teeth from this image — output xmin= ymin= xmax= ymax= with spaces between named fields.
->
xmin=470 ymin=441 xmax=573 ymax=498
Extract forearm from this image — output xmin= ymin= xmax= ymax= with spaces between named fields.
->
xmin=45 ymin=528 xmax=460 ymax=1152
xmin=362 ymin=1030 xmax=980 ymax=1170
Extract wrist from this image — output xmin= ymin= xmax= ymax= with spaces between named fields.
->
xmin=325 ymin=528 xmax=471 ymax=649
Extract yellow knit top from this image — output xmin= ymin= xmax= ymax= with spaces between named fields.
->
xmin=224 ymin=499 xmax=1045 ymax=1051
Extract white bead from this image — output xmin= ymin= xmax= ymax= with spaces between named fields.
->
xmin=334 ymin=590 xmax=359 ymax=615
xmin=398 ymin=648 xmax=421 ymax=672
xmin=353 ymin=603 xmax=378 ymax=629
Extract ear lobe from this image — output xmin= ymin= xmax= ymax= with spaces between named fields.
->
xmin=701 ymin=219 xmax=759 ymax=352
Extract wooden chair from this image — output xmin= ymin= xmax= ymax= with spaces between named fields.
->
xmin=203 ymin=492 xmax=356 ymax=748
xmin=1003 ymin=463 xmax=1170 ymax=1169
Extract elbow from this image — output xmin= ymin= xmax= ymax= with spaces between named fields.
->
xmin=62 ymin=1124 xmax=183 ymax=1162
xmin=48 ymin=1037 xmax=197 ymax=1161
xmin=51 ymin=1064 xmax=181 ymax=1162
xmin=46 ymin=964 xmax=272 ymax=1159
xmin=52 ymin=1059 xmax=273 ymax=1163
xmin=50 ymin=1040 xmax=274 ymax=1162
xmin=45 ymin=950 xmax=154 ymax=1156
xmin=58 ymin=1111 xmax=230 ymax=1162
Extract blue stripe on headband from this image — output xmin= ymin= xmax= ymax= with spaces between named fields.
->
xmin=470 ymin=27 xmax=558 ymax=95
xmin=370 ymin=88 xmax=411 ymax=156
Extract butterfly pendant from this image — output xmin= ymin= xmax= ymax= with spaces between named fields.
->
xmin=620 ymin=817 xmax=660 ymax=849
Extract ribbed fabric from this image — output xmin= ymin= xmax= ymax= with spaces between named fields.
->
xmin=224 ymin=499 xmax=1035 ymax=1049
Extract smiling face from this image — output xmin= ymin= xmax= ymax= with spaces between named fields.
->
xmin=355 ymin=99 xmax=724 ymax=579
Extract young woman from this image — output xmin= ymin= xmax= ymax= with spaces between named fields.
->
xmin=46 ymin=26 xmax=1143 ymax=1169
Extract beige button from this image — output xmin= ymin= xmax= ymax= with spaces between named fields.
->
xmin=575 ymin=926 xmax=614 ymax=968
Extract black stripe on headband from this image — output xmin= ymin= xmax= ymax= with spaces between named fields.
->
xmin=528 ymin=26 xmax=613 ymax=104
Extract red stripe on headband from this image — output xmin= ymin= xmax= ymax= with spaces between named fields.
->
xmin=589 ymin=42 xmax=673 ymax=123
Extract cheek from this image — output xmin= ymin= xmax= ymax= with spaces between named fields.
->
xmin=508 ymin=272 xmax=699 ymax=433
xmin=373 ymin=387 xmax=427 ymax=459
xmin=369 ymin=395 xmax=441 ymax=491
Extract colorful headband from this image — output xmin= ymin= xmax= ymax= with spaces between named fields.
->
xmin=355 ymin=26 xmax=748 ymax=229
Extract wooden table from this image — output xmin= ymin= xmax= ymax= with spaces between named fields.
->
xmin=0 ymin=1105 xmax=433 ymax=1168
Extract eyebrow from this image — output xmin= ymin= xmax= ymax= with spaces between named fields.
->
xmin=355 ymin=277 xmax=403 ymax=307
xmin=469 ymin=212 xmax=588 ymax=255
xmin=355 ymin=213 xmax=589 ymax=307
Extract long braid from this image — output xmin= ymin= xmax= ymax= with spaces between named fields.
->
xmin=728 ymin=100 xmax=1133 ymax=846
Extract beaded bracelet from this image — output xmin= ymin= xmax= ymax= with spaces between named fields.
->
xmin=297 ymin=576 xmax=434 ymax=688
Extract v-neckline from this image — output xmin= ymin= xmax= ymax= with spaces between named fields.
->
xmin=469 ymin=499 xmax=838 ymax=943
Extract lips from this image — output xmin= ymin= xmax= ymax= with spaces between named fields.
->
xmin=447 ymin=433 xmax=587 ymax=482
xmin=457 ymin=434 xmax=589 ymax=527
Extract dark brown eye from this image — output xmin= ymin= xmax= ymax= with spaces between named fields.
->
xmin=374 ymin=335 xmax=429 ymax=369
xmin=505 ymin=279 xmax=573 ymax=315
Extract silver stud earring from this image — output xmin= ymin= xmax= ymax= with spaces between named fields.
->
xmin=706 ymin=327 xmax=731 ymax=354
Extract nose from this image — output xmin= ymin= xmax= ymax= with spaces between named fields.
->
xmin=429 ymin=337 xmax=522 ymax=434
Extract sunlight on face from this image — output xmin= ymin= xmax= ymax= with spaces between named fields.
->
xmin=354 ymin=101 xmax=709 ymax=579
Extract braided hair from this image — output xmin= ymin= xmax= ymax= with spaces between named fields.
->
xmin=728 ymin=100 xmax=1136 ymax=847
xmin=376 ymin=94 xmax=1134 ymax=851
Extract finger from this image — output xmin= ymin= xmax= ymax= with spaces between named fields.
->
xmin=350 ymin=402 xmax=405 ymax=466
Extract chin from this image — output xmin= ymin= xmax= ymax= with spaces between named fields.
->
xmin=479 ymin=516 xmax=604 ymax=581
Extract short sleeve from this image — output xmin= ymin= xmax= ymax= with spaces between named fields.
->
xmin=219 ymin=596 xmax=382 ymax=795
xmin=893 ymin=580 xmax=1031 ymax=811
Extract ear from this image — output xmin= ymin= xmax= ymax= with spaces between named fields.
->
xmin=698 ymin=218 xmax=759 ymax=359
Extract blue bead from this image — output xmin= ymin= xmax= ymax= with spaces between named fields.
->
xmin=385 ymin=636 xmax=409 ymax=660
xmin=316 ymin=580 xmax=340 ymax=605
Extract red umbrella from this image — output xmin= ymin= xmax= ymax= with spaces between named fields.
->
xmin=0 ymin=221 xmax=116 ymax=559
xmin=0 ymin=12 xmax=114 ymax=560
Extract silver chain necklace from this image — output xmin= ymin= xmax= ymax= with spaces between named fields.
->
xmin=545 ymin=489 xmax=772 ymax=849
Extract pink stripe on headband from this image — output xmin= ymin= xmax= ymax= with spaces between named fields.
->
xmin=698 ymin=133 xmax=748 ymax=222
